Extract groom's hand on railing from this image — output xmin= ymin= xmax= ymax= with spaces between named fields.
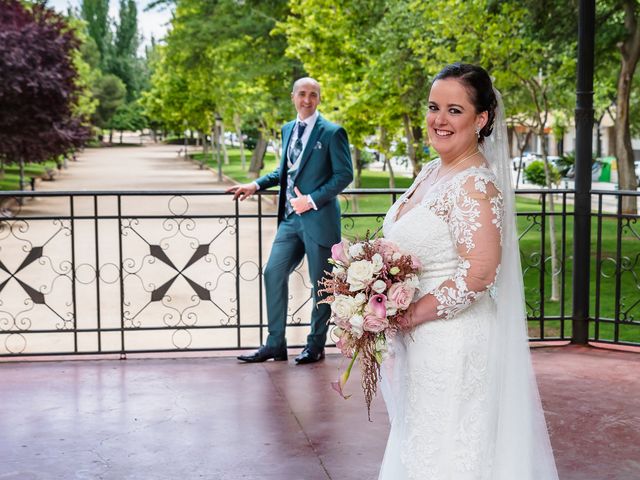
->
xmin=226 ymin=183 xmax=258 ymax=201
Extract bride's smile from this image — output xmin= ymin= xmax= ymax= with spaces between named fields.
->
xmin=427 ymin=77 xmax=487 ymax=163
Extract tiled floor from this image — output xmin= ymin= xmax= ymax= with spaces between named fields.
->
xmin=1 ymin=345 xmax=638 ymax=480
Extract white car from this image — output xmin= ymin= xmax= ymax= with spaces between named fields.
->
xmin=635 ymin=160 xmax=640 ymax=183
xmin=511 ymin=153 xmax=538 ymax=171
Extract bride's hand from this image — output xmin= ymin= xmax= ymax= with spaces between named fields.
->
xmin=398 ymin=304 xmax=416 ymax=331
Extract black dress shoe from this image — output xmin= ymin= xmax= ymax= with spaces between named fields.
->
xmin=294 ymin=347 xmax=325 ymax=364
xmin=237 ymin=345 xmax=288 ymax=363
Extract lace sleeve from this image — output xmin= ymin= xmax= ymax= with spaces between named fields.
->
xmin=432 ymin=174 xmax=503 ymax=319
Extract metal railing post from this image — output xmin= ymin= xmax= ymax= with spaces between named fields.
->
xmin=572 ymin=0 xmax=595 ymax=345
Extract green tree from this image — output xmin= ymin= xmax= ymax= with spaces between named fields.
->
xmin=110 ymin=0 xmax=141 ymax=101
xmin=110 ymin=102 xmax=147 ymax=143
xmin=92 ymin=73 xmax=126 ymax=142
xmin=80 ymin=0 xmax=111 ymax=68
xmin=145 ymin=0 xmax=301 ymax=176
xmin=277 ymin=0 xmax=388 ymax=190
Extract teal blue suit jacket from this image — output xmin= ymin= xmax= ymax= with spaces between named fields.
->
xmin=255 ymin=114 xmax=353 ymax=248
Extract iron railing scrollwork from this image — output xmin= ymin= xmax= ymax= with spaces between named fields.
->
xmin=0 ymin=188 xmax=638 ymax=357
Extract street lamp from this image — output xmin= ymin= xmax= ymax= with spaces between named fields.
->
xmin=215 ymin=113 xmax=223 ymax=182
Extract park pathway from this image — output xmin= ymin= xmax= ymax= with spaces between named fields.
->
xmin=39 ymin=143 xmax=228 ymax=191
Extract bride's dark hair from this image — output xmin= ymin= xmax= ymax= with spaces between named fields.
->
xmin=433 ymin=63 xmax=497 ymax=144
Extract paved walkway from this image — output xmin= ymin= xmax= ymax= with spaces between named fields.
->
xmin=37 ymin=143 xmax=230 ymax=191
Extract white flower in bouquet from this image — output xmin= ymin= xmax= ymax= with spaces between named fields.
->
xmin=405 ymin=274 xmax=420 ymax=288
xmin=371 ymin=253 xmax=384 ymax=274
xmin=331 ymin=295 xmax=359 ymax=320
xmin=354 ymin=292 xmax=367 ymax=305
xmin=385 ymin=301 xmax=398 ymax=316
xmin=371 ymin=279 xmax=387 ymax=294
xmin=374 ymin=335 xmax=389 ymax=363
xmin=348 ymin=242 xmax=365 ymax=258
xmin=347 ymin=259 xmax=375 ymax=291
xmin=349 ymin=314 xmax=365 ymax=338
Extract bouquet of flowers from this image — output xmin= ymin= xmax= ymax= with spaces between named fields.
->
xmin=319 ymin=236 xmax=421 ymax=419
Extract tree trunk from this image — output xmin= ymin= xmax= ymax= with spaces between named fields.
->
xmin=515 ymin=129 xmax=533 ymax=187
xmin=213 ymin=125 xmax=221 ymax=169
xmin=271 ymin=128 xmax=281 ymax=165
xmin=615 ymin=0 xmax=640 ymax=213
xmin=211 ymin=126 xmax=217 ymax=167
xmin=119 ymin=131 xmax=123 ymax=144
xmin=540 ymin=135 xmax=560 ymax=302
xmin=248 ymin=131 xmax=267 ymax=179
xmin=19 ymin=157 xmax=25 ymax=191
xmin=221 ymin=121 xmax=229 ymax=165
xmin=403 ymin=113 xmax=420 ymax=178
xmin=109 ymin=130 xmax=113 ymax=144
xmin=379 ymin=126 xmax=395 ymax=188
xmin=385 ymin=156 xmax=396 ymax=189
xmin=234 ymin=113 xmax=246 ymax=170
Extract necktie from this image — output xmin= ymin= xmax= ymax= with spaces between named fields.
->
xmin=289 ymin=122 xmax=307 ymax=166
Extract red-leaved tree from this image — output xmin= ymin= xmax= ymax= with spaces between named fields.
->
xmin=0 ymin=0 xmax=90 ymax=189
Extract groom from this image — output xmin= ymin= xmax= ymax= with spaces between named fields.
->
xmin=228 ymin=77 xmax=353 ymax=364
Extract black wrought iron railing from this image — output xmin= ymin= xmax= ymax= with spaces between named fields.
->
xmin=0 ymin=188 xmax=637 ymax=357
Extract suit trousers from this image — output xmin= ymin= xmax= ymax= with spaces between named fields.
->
xmin=263 ymin=214 xmax=332 ymax=351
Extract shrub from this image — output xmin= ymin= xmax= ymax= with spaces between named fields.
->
xmin=524 ymin=160 xmax=561 ymax=186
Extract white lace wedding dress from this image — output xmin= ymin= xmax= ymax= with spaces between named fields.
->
xmin=378 ymin=160 xmax=558 ymax=480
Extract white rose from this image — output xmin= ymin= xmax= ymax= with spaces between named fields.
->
xmin=405 ymin=274 xmax=420 ymax=288
xmin=347 ymin=260 xmax=375 ymax=291
xmin=375 ymin=335 xmax=390 ymax=362
xmin=371 ymin=253 xmax=384 ymax=273
xmin=331 ymin=295 xmax=358 ymax=320
xmin=392 ymin=252 xmax=402 ymax=261
xmin=372 ymin=279 xmax=387 ymax=294
xmin=354 ymin=292 xmax=367 ymax=305
xmin=348 ymin=243 xmax=365 ymax=258
xmin=349 ymin=314 xmax=364 ymax=339
xmin=385 ymin=301 xmax=398 ymax=316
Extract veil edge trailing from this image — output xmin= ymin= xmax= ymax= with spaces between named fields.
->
xmin=481 ymin=88 xmax=559 ymax=479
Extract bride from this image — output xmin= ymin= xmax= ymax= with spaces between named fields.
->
xmin=378 ymin=63 xmax=559 ymax=479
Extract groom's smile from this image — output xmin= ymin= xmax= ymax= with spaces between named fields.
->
xmin=291 ymin=79 xmax=321 ymax=119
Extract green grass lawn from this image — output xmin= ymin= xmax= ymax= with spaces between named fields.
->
xmin=192 ymin=147 xmax=640 ymax=344
xmin=0 ymin=160 xmax=60 ymax=191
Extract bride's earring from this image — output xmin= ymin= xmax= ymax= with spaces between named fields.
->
xmin=475 ymin=125 xmax=481 ymax=139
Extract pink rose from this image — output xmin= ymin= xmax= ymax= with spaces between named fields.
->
xmin=366 ymin=294 xmax=387 ymax=319
xmin=363 ymin=314 xmax=389 ymax=333
xmin=331 ymin=239 xmax=350 ymax=264
xmin=334 ymin=317 xmax=350 ymax=331
xmin=387 ymin=282 xmax=415 ymax=311
xmin=410 ymin=255 xmax=422 ymax=270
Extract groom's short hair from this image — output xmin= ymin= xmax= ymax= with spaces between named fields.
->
xmin=292 ymin=77 xmax=321 ymax=98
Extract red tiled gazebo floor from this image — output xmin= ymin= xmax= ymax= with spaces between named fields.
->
xmin=1 ymin=345 xmax=638 ymax=480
